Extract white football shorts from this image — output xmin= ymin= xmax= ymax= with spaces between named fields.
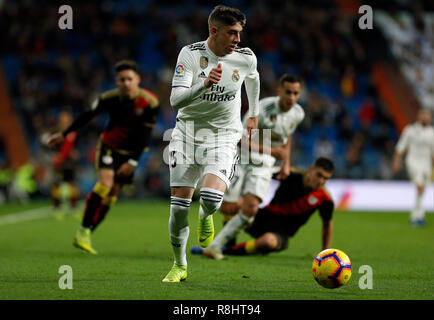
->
xmin=406 ymin=162 xmax=432 ymax=186
xmin=169 ymin=138 xmax=239 ymax=189
xmin=223 ymin=163 xmax=273 ymax=203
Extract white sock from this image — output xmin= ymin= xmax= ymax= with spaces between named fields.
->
xmin=414 ymin=192 xmax=425 ymax=221
xmin=169 ymin=197 xmax=191 ymax=266
xmin=211 ymin=212 xmax=253 ymax=248
xmin=411 ymin=192 xmax=423 ymax=222
xmin=199 ymin=187 xmax=224 ymax=219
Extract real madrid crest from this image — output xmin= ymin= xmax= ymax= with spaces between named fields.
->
xmin=200 ymin=56 xmax=208 ymax=69
xmin=102 ymin=155 xmax=113 ymax=165
xmin=308 ymin=195 xmax=318 ymax=205
xmin=232 ymin=69 xmax=240 ymax=82
xmin=103 ymin=150 xmax=113 ymax=165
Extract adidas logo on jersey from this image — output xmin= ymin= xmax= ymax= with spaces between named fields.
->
xmin=220 ymin=169 xmax=227 ymax=177
xmin=198 ymin=71 xmax=207 ymax=79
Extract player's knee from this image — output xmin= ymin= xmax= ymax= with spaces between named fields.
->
xmin=97 ymin=178 xmax=113 ymax=191
xmin=220 ymin=201 xmax=240 ymax=215
xmin=98 ymin=170 xmax=114 ymax=190
xmin=262 ymin=233 xmax=280 ymax=251
xmin=261 ymin=233 xmax=287 ymax=252
xmin=242 ymin=195 xmax=260 ymax=216
xmin=199 ymin=188 xmax=224 ymax=215
xmin=93 ymin=182 xmax=111 ymax=199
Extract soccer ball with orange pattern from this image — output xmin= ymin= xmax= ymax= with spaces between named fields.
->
xmin=312 ymin=249 xmax=352 ymax=289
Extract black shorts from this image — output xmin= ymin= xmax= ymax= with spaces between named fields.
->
xmin=96 ymin=140 xmax=134 ymax=184
xmin=246 ymin=209 xmax=290 ymax=250
xmin=54 ymin=167 xmax=75 ymax=183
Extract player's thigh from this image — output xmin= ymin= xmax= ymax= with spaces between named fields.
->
xmin=97 ymin=169 xmax=115 ymax=189
xmin=201 ymin=173 xmax=226 ymax=193
xmin=169 ymin=140 xmax=202 ymax=190
xmin=171 ymin=186 xmax=195 ymax=199
xmin=242 ymin=193 xmax=262 ymax=216
xmin=202 ymin=144 xmax=239 ymax=191
xmin=257 ymin=232 xmax=288 ymax=251
xmin=170 ymin=163 xmax=202 ymax=191
xmin=95 ymin=140 xmax=117 ymax=188
xmin=407 ymin=163 xmax=431 ymax=188
xmin=223 ymin=164 xmax=244 ymax=204
xmin=241 ymin=167 xmax=273 ymax=215
xmin=242 ymin=166 xmax=272 ymax=202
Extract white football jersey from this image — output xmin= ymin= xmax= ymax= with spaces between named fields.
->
xmin=171 ymin=40 xmax=259 ymax=144
xmin=396 ymin=122 xmax=434 ymax=168
xmin=241 ymin=96 xmax=305 ymax=167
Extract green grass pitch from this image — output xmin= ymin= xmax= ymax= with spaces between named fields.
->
xmin=0 ymin=200 xmax=432 ymax=300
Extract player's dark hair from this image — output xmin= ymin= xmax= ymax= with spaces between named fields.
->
xmin=279 ymin=74 xmax=302 ymax=87
xmin=208 ymin=5 xmax=246 ymax=28
xmin=114 ymin=60 xmax=139 ymax=74
xmin=314 ymin=157 xmax=334 ymax=173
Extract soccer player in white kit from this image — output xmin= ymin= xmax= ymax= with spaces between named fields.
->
xmin=204 ymin=74 xmax=305 ymax=260
xmin=393 ymin=109 xmax=434 ymax=226
xmin=162 ymin=5 xmax=260 ymax=282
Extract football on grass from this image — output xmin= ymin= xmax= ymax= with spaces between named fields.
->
xmin=312 ymin=249 xmax=352 ymax=289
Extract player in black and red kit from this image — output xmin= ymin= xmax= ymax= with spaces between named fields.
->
xmin=50 ymin=110 xmax=80 ymax=220
xmin=47 ymin=60 xmax=159 ymax=254
xmin=192 ymin=157 xmax=334 ymax=258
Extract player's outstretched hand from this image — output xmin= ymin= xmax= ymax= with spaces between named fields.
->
xmin=204 ymin=63 xmax=222 ymax=88
xmin=392 ymin=158 xmax=401 ymax=173
xmin=246 ymin=116 xmax=258 ymax=139
xmin=276 ymin=165 xmax=290 ymax=180
xmin=46 ymin=132 xmax=64 ymax=148
xmin=116 ymin=162 xmax=135 ymax=178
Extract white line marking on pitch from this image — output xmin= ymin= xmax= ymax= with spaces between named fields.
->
xmin=0 ymin=206 xmax=53 ymax=226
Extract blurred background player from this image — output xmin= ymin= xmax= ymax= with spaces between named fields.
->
xmin=192 ymin=157 xmax=334 ymax=259
xmin=163 ymin=5 xmax=260 ymax=282
xmin=47 ymin=60 xmax=159 ymax=254
xmin=204 ymin=74 xmax=305 ymax=259
xmin=393 ymin=109 xmax=434 ymax=227
xmin=50 ymin=110 xmax=80 ymax=220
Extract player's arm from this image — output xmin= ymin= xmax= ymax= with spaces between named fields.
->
xmin=244 ymin=51 xmax=260 ymax=138
xmin=319 ymin=201 xmax=334 ymax=250
xmin=275 ymin=136 xmax=292 ymax=180
xmin=170 ymin=47 xmax=209 ymax=110
xmin=52 ymin=132 xmax=77 ymax=167
xmin=393 ymin=126 xmax=410 ymax=173
xmin=117 ymin=104 xmax=160 ymax=177
xmin=47 ymin=99 xmax=106 ymax=147
xmin=431 ymin=130 xmax=434 ymax=167
xmin=276 ymin=108 xmax=303 ymax=179
xmin=321 ymin=219 xmax=333 ymax=251
xmin=240 ymin=137 xmax=289 ymax=160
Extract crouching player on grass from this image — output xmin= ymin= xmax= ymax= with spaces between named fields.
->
xmin=47 ymin=60 xmax=159 ymax=254
xmin=192 ymin=157 xmax=334 ymax=258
